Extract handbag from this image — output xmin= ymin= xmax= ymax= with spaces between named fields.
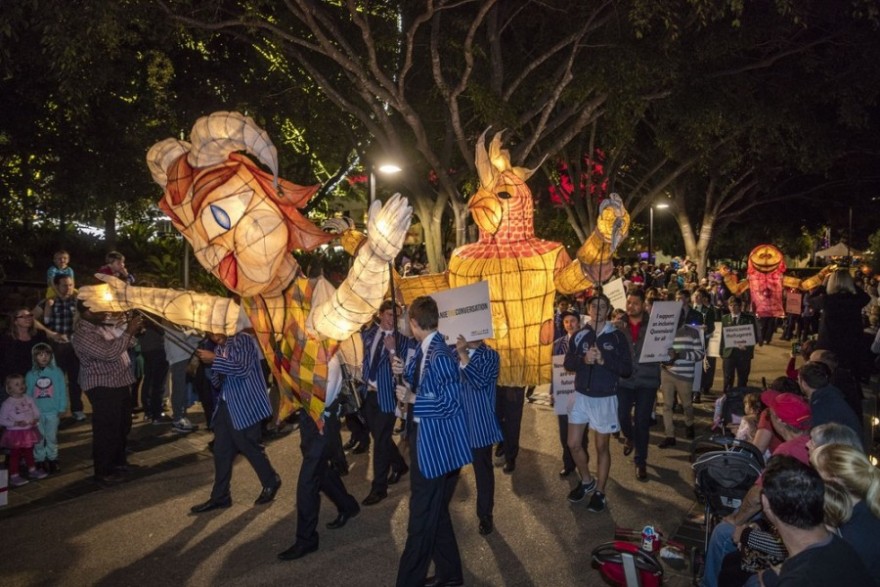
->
xmin=337 ymin=363 xmax=363 ymax=418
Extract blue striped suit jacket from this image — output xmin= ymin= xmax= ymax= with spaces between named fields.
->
xmin=361 ymin=325 xmax=417 ymax=413
xmin=405 ymin=332 xmax=472 ymax=479
xmin=458 ymin=343 xmax=503 ymax=449
xmin=210 ymin=332 xmax=272 ymax=430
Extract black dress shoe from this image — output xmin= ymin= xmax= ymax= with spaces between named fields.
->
xmin=191 ymin=497 xmax=232 ymax=513
xmin=326 ymin=507 xmax=360 ymax=529
xmin=361 ymin=490 xmax=388 ymax=506
xmin=424 ymin=576 xmax=464 ymax=587
xmin=636 ymin=464 xmax=648 ymax=481
xmin=255 ymin=475 xmax=282 ymax=505
xmin=342 ymin=438 xmax=358 ymax=451
xmin=277 ymin=542 xmax=318 ymax=561
xmin=658 ymin=437 xmax=677 ymax=449
xmin=502 ymin=460 xmax=516 ymax=474
xmin=478 ymin=516 xmax=494 ymax=535
xmin=623 ymin=439 xmax=634 ymax=456
xmin=351 ymin=443 xmax=370 ymax=455
xmin=559 ymin=467 xmax=574 ymax=478
xmin=388 ymin=465 xmax=409 ymax=485
xmin=494 ymin=443 xmax=504 ymax=458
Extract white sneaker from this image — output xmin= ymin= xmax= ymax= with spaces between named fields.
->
xmin=73 ymin=411 xmax=87 ymax=422
xmin=172 ymin=417 xmax=196 ymax=433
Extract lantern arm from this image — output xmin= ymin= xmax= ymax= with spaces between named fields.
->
xmin=555 ymin=194 xmax=631 ymax=294
xmin=78 ymin=274 xmax=240 ymax=335
xmin=308 ymin=194 xmax=412 ymax=341
xmin=788 ymin=264 xmax=836 ymax=292
xmin=718 ymin=266 xmax=750 ymax=296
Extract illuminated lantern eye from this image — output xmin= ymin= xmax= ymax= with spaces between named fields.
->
xmin=210 ymin=204 xmax=232 ymax=230
xmin=497 ymin=191 xmax=512 ymax=200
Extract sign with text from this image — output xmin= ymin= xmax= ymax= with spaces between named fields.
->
xmin=638 ymin=301 xmax=683 ymax=363
xmin=433 ymin=281 xmax=494 ymax=343
xmin=552 ymin=355 xmax=576 ymax=416
xmin=707 ymin=322 xmax=723 ymax=358
xmin=604 ymin=278 xmax=628 ymax=311
xmin=785 ymin=291 xmax=803 ymax=315
xmin=722 ymin=324 xmax=757 ymax=348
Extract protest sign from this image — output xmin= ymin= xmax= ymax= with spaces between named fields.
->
xmin=432 ymin=281 xmax=494 ymax=343
xmin=707 ymin=322 xmax=722 ymax=358
xmin=637 ymin=301 xmax=683 ymax=363
xmin=552 ymin=355 xmax=576 ymax=416
xmin=604 ymin=278 xmax=627 ymax=311
xmin=785 ymin=291 xmax=803 ymax=315
xmin=722 ymin=324 xmax=757 ymax=348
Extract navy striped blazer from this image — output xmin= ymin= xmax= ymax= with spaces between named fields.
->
xmin=210 ymin=332 xmax=272 ymax=430
xmin=405 ymin=332 xmax=472 ymax=479
xmin=361 ymin=325 xmax=417 ymax=413
xmin=458 ymin=343 xmax=503 ymax=450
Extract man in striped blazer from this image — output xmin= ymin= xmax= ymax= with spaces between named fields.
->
xmin=454 ymin=334 xmax=503 ymax=536
xmin=191 ymin=330 xmax=281 ymax=512
xmin=360 ymin=300 xmax=416 ymax=506
xmin=393 ymin=296 xmax=472 ymax=587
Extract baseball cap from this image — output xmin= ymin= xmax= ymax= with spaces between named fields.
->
xmin=761 ymin=391 xmax=811 ymax=430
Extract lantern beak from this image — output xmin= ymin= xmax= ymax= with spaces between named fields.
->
xmin=468 ymin=188 xmax=503 ymax=235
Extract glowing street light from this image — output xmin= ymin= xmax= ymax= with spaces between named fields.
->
xmin=370 ymin=162 xmax=403 ymax=204
xmin=648 ymin=202 xmax=670 ymax=265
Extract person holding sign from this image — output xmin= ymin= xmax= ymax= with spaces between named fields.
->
xmin=552 ymin=311 xmax=588 ymax=478
xmin=616 ymin=288 xmax=660 ymax=480
xmin=720 ymin=296 xmax=758 ymax=392
xmin=657 ymin=291 xmax=706 ymax=449
xmin=455 ymin=335 xmax=503 ymax=536
xmin=563 ymin=294 xmax=632 ymax=512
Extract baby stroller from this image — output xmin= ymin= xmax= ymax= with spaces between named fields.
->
xmin=690 ymin=436 xmax=764 ymax=584
xmin=712 ymin=386 xmax=762 ymax=436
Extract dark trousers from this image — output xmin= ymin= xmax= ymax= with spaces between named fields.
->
xmin=210 ymin=401 xmax=277 ymax=501
xmin=757 ymin=317 xmax=776 ymax=344
xmin=193 ymin=364 xmax=216 ymax=428
xmin=722 ymin=354 xmax=752 ymax=391
xmin=702 ymin=357 xmax=717 ymax=393
xmin=85 ymin=386 xmax=131 ymax=477
xmin=53 ymin=342 xmax=82 ymax=413
xmin=296 ymin=409 xmax=358 ymax=548
xmin=140 ymin=349 xmax=168 ymax=420
xmin=364 ymin=391 xmax=407 ymax=493
xmin=396 ymin=425 xmax=462 ymax=587
xmin=496 ymin=385 xmax=525 ymax=463
xmin=345 ymin=411 xmax=371 ymax=447
xmin=471 ymin=445 xmax=494 ymax=520
xmin=557 ymin=414 xmax=588 ymax=471
xmin=617 ymin=387 xmax=654 ymax=467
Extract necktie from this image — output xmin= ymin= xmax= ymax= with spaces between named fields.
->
xmin=369 ymin=332 xmax=386 ymax=381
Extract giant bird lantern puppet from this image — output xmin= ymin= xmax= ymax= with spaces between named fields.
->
xmin=79 ymin=112 xmax=412 ymax=426
xmin=721 ymin=244 xmax=833 ymax=318
xmin=399 ymin=131 xmax=630 ymax=386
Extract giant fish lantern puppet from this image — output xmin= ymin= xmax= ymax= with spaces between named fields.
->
xmin=399 ymin=131 xmax=630 ymax=386
xmin=721 ymin=244 xmax=834 ymax=316
xmin=79 ymin=112 xmax=412 ymax=426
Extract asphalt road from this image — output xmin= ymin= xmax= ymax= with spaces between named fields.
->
xmin=2 ymin=338 xmax=801 ymax=586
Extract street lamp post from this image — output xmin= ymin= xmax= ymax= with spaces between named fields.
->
xmin=369 ymin=162 xmax=403 ymax=205
xmin=648 ymin=202 xmax=669 ymax=265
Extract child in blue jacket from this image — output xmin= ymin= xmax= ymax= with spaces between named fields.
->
xmin=26 ymin=343 xmax=68 ymax=473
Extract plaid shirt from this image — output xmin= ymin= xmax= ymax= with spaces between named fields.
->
xmin=43 ymin=295 xmax=77 ymax=336
xmin=72 ymin=320 xmax=136 ymax=391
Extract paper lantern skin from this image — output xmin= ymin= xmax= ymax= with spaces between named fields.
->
xmin=402 ymin=132 xmax=630 ymax=386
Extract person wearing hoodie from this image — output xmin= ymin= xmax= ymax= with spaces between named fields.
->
xmin=25 ymin=342 xmax=68 ymax=473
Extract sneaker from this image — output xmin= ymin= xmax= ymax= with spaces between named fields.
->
xmin=151 ymin=414 xmax=174 ymax=426
xmin=567 ymin=478 xmax=597 ymax=503
xmin=172 ymin=417 xmax=196 ymax=433
xmin=587 ymin=491 xmax=607 ymax=512
xmin=28 ymin=467 xmax=48 ymax=480
xmin=73 ymin=411 xmax=87 ymax=422
xmin=10 ymin=474 xmax=29 ymax=487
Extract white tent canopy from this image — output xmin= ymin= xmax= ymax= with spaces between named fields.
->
xmin=815 ymin=242 xmax=863 ymax=257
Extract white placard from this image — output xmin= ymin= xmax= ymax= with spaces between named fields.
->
xmin=432 ymin=281 xmax=494 ymax=343
xmin=552 ymin=355 xmax=576 ymax=416
xmin=722 ymin=324 xmax=757 ymax=348
xmin=604 ymin=278 xmax=628 ymax=311
xmin=638 ymin=301 xmax=683 ymax=363
xmin=707 ymin=322 xmax=722 ymax=358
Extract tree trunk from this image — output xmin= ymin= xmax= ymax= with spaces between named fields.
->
xmin=103 ymin=207 xmax=117 ymax=249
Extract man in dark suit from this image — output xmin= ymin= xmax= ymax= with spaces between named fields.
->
xmin=393 ymin=296 xmax=472 ymax=587
xmin=191 ymin=330 xmax=281 ymax=512
xmin=360 ymin=300 xmax=415 ymax=506
xmin=720 ymin=296 xmax=758 ymax=391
